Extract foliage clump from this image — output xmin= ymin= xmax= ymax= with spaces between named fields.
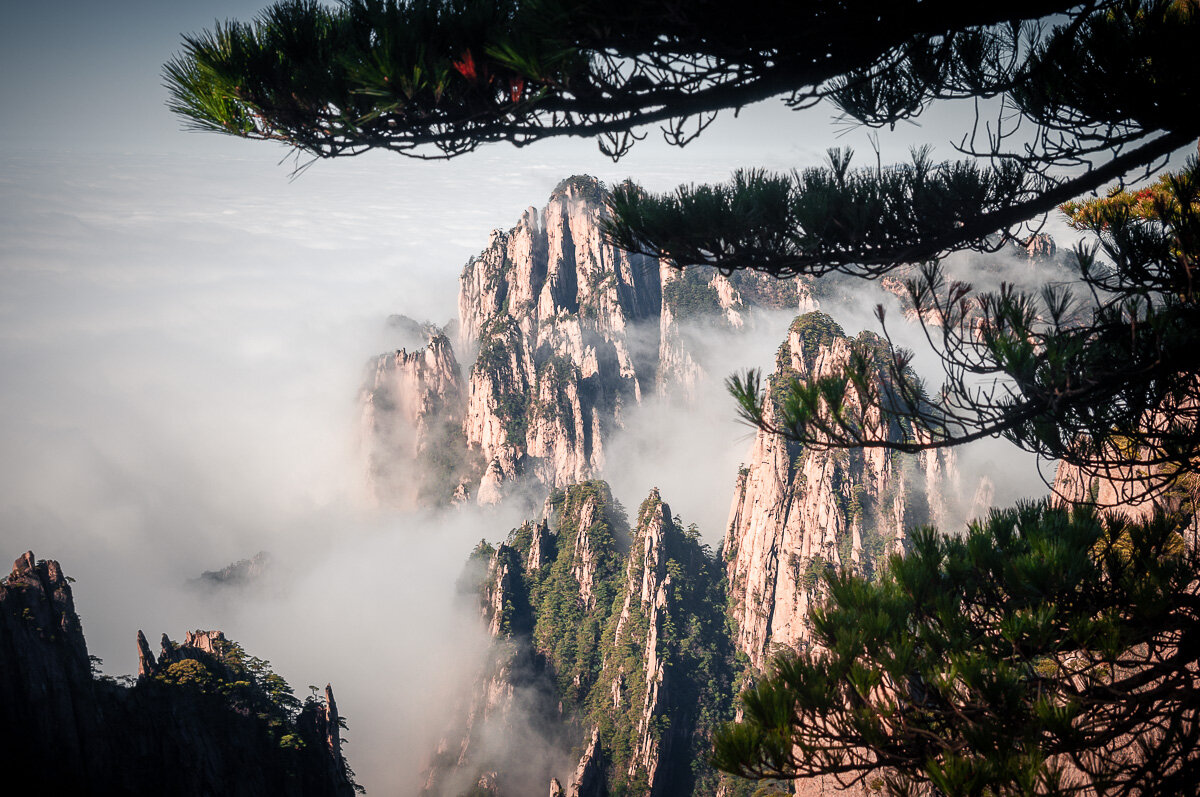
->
xmin=474 ymin=316 xmax=530 ymax=447
xmin=525 ymin=481 xmax=628 ymax=702
xmin=715 ymin=501 xmax=1200 ymax=795
xmin=663 ymin=268 xmax=723 ymax=320
xmin=471 ymin=481 xmax=747 ymax=793
xmin=553 ymin=174 xmax=606 ymax=204
xmin=153 ymin=635 xmax=305 ymax=746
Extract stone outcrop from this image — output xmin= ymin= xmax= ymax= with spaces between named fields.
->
xmin=722 ymin=312 xmax=960 ymax=670
xmin=619 ymin=498 xmax=674 ymax=787
xmin=568 ymin=728 xmax=607 ymax=797
xmin=0 ymin=550 xmax=94 ymax=774
xmin=0 ymin=551 xmax=358 ymax=796
xmin=362 ymin=328 xmax=482 ymax=505
xmin=364 ymin=175 xmax=821 ymax=505
xmin=458 ymin=176 xmax=661 ymax=500
xmin=714 ymin=313 xmax=985 ymax=797
xmin=191 ymin=551 xmax=271 ymax=589
xmin=426 ymin=482 xmax=741 ymax=796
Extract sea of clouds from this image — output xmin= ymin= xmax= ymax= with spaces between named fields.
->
xmin=0 ymin=124 xmax=1071 ymax=792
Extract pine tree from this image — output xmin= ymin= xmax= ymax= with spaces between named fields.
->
xmin=712 ymin=502 xmax=1200 ymax=796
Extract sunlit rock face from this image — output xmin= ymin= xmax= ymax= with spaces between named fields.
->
xmin=721 ymin=312 xmax=961 ymax=670
xmin=364 ymin=175 xmax=814 ymax=506
xmin=458 ymin=176 xmax=662 ymax=503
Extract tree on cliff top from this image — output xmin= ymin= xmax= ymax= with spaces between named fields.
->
xmin=710 ymin=166 xmax=1200 ymax=795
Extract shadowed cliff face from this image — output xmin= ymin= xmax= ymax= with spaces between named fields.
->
xmin=424 ymin=482 xmax=743 ymax=797
xmin=0 ymin=551 xmax=358 ymax=796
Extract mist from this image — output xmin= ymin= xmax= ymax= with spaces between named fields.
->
xmin=0 ymin=139 xmax=1070 ymax=794
xmin=603 ymin=253 xmax=1065 ymax=548
xmin=601 ymin=310 xmax=796 ymax=544
xmin=0 ymin=143 xmax=823 ymax=793
xmin=0 ymin=149 xmax=569 ymax=794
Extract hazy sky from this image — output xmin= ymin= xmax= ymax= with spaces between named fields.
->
xmin=0 ymin=3 xmax=1121 ymax=793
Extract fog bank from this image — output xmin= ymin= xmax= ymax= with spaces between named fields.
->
xmin=1 ymin=146 xmax=1063 ymax=793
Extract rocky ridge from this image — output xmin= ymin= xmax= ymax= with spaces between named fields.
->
xmin=425 ymin=481 xmax=743 ymax=796
xmin=385 ymin=176 xmax=1012 ymax=796
xmin=420 ymin=304 xmax=988 ymax=796
xmin=0 ymin=551 xmax=357 ymax=796
xmin=722 ymin=312 xmax=963 ymax=669
xmin=364 ymin=175 xmax=812 ymax=506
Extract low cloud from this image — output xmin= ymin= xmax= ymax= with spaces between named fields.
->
xmin=0 ymin=151 xmax=545 ymax=795
xmin=1 ymin=149 xmax=1071 ymax=794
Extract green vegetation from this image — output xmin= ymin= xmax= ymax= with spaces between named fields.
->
xmin=472 ymin=317 xmax=520 ymax=377
xmin=553 ymin=174 xmax=606 ymax=204
xmin=765 ymin=312 xmax=844 ymax=425
xmin=496 ymin=545 xmax=534 ymax=637
xmin=474 ymin=317 xmax=530 ymax=447
xmin=532 ymin=354 xmax=580 ymax=441
xmin=784 ymin=312 xmax=844 ymax=372
xmin=663 ymin=268 xmax=722 ymax=320
xmin=725 ymin=270 xmax=801 ymax=311
xmin=495 ymin=393 xmax=529 ymax=446
xmin=587 ymin=492 xmax=740 ymax=793
xmin=715 ymin=502 xmax=1200 ymax=795
xmin=527 ymin=481 xmax=627 ymax=703
xmin=456 ymin=539 xmax=496 ymax=597
xmin=153 ymin=636 xmax=302 ymax=745
xmin=136 ymin=633 xmax=362 ymax=790
xmin=797 ymin=556 xmax=829 ymax=593
xmin=474 ymin=482 xmax=746 ymax=793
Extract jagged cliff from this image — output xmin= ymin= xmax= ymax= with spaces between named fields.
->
xmin=362 ymin=327 xmax=482 ymax=505
xmin=0 ymin=551 xmax=358 ymax=795
xmin=722 ymin=312 xmax=962 ymax=670
xmin=373 ymin=177 xmax=1016 ymax=795
xmin=371 ymin=176 xmax=1015 ymax=796
xmin=364 ymin=175 xmax=813 ymax=506
xmin=425 ymin=482 xmax=744 ymax=796
xmin=457 ymin=176 xmax=662 ymax=501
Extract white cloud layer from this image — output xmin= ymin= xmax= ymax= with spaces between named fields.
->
xmin=1 ymin=129 xmax=1073 ymax=792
